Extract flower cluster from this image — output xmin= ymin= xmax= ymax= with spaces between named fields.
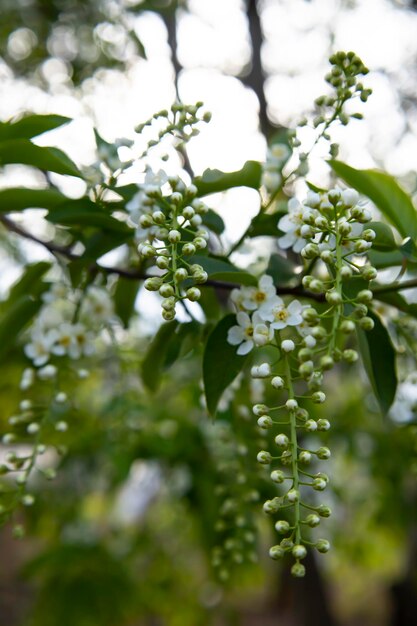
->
xmin=227 ymin=187 xmax=377 ymax=576
xmin=0 ymin=282 xmax=114 ymax=529
xmin=137 ymin=177 xmax=209 ymax=319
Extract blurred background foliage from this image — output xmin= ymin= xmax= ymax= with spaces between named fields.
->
xmin=1 ymin=1 xmax=417 ymax=626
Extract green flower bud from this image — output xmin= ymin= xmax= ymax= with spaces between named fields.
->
xmin=363 ymin=228 xmax=376 ymax=242
xmin=299 ymin=451 xmax=312 ymax=464
xmin=353 ymin=303 xmax=368 ymax=318
xmin=186 ymin=287 xmax=201 ymax=301
xmin=168 ymin=229 xmax=181 ymax=243
xmin=312 ymin=326 xmax=327 ymax=341
xmin=359 ymin=316 xmax=374 ymax=331
xmin=361 ymin=265 xmax=377 ymax=281
xmin=156 ymin=256 xmax=170 ymax=270
xmin=253 ymin=404 xmax=269 ymax=416
xmin=263 ymin=497 xmax=280 ymax=513
xmin=144 ymin=277 xmax=162 ymax=291
xmin=291 ymin=562 xmax=306 ymax=578
xmin=271 ymin=376 xmax=284 ymax=389
xmin=194 ymin=271 xmax=208 ymax=284
xmin=140 ymin=244 xmax=156 ymax=258
xmin=162 ymin=309 xmax=176 ymax=321
xmin=275 ymin=434 xmax=289 ymax=448
xmin=340 ymin=265 xmax=353 ymax=280
xmin=275 ymin=520 xmax=290 ymax=534
xmin=299 ymin=348 xmax=313 ymax=362
xmin=182 ymin=242 xmax=196 ymax=255
xmin=299 ymin=361 xmax=314 ymax=378
xmin=161 ymin=297 xmax=176 ymax=311
xmin=182 ymin=206 xmax=195 ymax=219
xmin=326 ymin=290 xmax=342 ymax=305
xmin=357 ymin=289 xmax=373 ymax=304
xmin=152 ymin=210 xmax=165 ymax=224
xmin=174 ymin=268 xmax=188 ymax=282
xmin=317 ymin=419 xmax=331 ymax=431
xmin=313 ymin=478 xmax=327 ymax=491
xmin=343 ymin=349 xmax=358 ymax=363
xmin=305 ymin=514 xmax=320 ymax=527
xmin=280 ymin=538 xmax=294 ymax=550
xmin=286 ymin=488 xmax=300 ymax=503
xmin=316 ymin=539 xmax=331 ymax=553
xmin=257 ymin=451 xmax=272 ymax=465
xmin=316 ymin=446 xmax=331 ymax=460
xmin=302 ymin=308 xmax=319 ymax=325
xmin=269 ymin=545 xmax=285 ymax=560
xmin=312 ymin=391 xmax=326 ymax=404
xmin=139 ymin=214 xmax=153 ymax=228
xmin=301 ymin=243 xmax=320 ymax=259
xmin=320 ymin=355 xmax=334 ymax=371
xmin=193 ymin=237 xmax=207 ymax=250
xmin=159 ymin=284 xmax=174 ymax=297
xmin=257 ymin=415 xmax=273 ymax=429
xmin=305 ymin=419 xmax=318 ymax=432
xmin=317 ymin=505 xmax=332 ymax=518
xmin=292 ymin=544 xmax=307 ymax=559
xmin=271 ymin=470 xmax=285 ymax=483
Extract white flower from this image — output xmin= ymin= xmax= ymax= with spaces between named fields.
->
xmin=24 ymin=330 xmax=56 ymax=366
xmin=278 ymin=198 xmax=316 ymax=253
xmin=259 ymin=296 xmax=303 ymax=330
xmin=37 ymin=364 xmax=57 ymax=380
xmin=82 ymin=287 xmax=114 ymax=324
xmin=262 ymin=171 xmax=281 ymax=192
xmin=239 ymin=275 xmax=276 ymax=312
xmin=341 ymin=188 xmax=359 ymax=207
xmin=20 ymin=368 xmax=34 ymax=390
xmin=266 ymin=143 xmax=290 ymax=168
xmin=281 ymin=339 xmax=295 ymax=352
xmin=227 ymin=312 xmax=272 ymax=355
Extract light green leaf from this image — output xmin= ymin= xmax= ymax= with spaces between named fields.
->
xmin=47 ymin=199 xmax=133 ymax=234
xmin=357 ymin=311 xmax=397 ymax=414
xmin=329 ymin=160 xmax=417 ymax=239
xmin=203 ymin=314 xmax=249 ymax=417
xmin=114 ymin=276 xmax=140 ymax=328
xmin=195 ymin=161 xmax=262 ymax=196
xmin=8 ymin=262 xmax=51 ymax=302
xmin=248 ymin=211 xmax=285 ymax=238
xmin=368 ymin=221 xmax=398 ymax=252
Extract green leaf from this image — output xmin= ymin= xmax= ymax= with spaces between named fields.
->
xmin=368 ymin=221 xmax=398 ymax=252
xmin=267 ymin=254 xmax=298 ymax=285
xmin=356 ymin=311 xmax=397 ymax=414
xmin=0 ymin=188 xmax=68 ymax=213
xmin=8 ymin=262 xmax=51 ymax=302
xmin=373 ymin=291 xmax=417 ymax=318
xmin=141 ymin=321 xmax=179 ymax=392
xmin=47 ymin=200 xmax=133 ymax=234
xmin=248 ymin=211 xmax=286 ymax=238
xmin=203 ymin=314 xmax=249 ymax=417
xmin=0 ymin=114 xmax=71 ymax=142
xmin=195 ymin=161 xmax=262 ymax=196
xmin=0 ymin=140 xmax=81 ymax=177
xmin=329 ymin=160 xmax=417 ymax=240
xmin=203 ymin=209 xmax=225 ymax=235
xmin=114 ymin=276 xmax=140 ymax=328
xmin=82 ymin=231 xmax=133 ymax=260
xmin=190 ymin=255 xmax=257 ymax=286
xmin=368 ymin=249 xmax=406 ymax=269
xmin=0 ymin=296 xmax=42 ymax=358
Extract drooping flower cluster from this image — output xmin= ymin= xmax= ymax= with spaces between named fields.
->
xmin=227 ymin=187 xmax=378 ymax=576
xmin=137 ymin=176 xmax=209 ymax=319
xmin=0 ymin=282 xmax=115 ymax=529
xmin=262 ymin=142 xmax=291 ymax=193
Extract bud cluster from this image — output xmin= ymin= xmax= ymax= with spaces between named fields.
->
xmin=138 ymin=178 xmax=209 ymax=319
xmin=227 ymin=184 xmax=377 ymax=575
xmin=135 ymin=102 xmax=211 ymax=148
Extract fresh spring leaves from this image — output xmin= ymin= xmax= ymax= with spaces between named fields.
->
xmin=357 ymin=311 xmax=397 ymax=415
xmin=195 ymin=161 xmax=262 ymax=197
xmin=203 ymin=314 xmax=249 ymax=417
xmin=329 ymin=160 xmax=417 ymax=240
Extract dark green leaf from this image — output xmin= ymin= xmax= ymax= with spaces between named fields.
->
xmin=248 ymin=211 xmax=285 ymax=238
xmin=357 ymin=311 xmax=397 ymax=414
xmin=195 ymin=160 xmax=262 ymax=196
xmin=368 ymin=221 xmax=398 ymax=252
xmin=267 ymin=254 xmax=299 ymax=285
xmin=8 ymin=262 xmax=51 ymax=302
xmin=368 ymin=249 xmax=406 ymax=269
xmin=190 ymin=255 xmax=257 ymax=286
xmin=373 ymin=290 xmax=417 ymax=318
xmin=400 ymin=238 xmax=417 ymax=262
xmin=0 ymin=188 xmax=68 ymax=213
xmin=82 ymin=231 xmax=133 ymax=260
xmin=203 ymin=209 xmax=225 ymax=235
xmin=47 ymin=200 xmax=133 ymax=234
xmin=203 ymin=314 xmax=249 ymax=417
xmin=0 ymin=114 xmax=71 ymax=142
xmin=0 ymin=140 xmax=81 ymax=177
xmin=0 ymin=296 xmax=42 ymax=358
xmin=329 ymin=160 xmax=417 ymax=239
xmin=141 ymin=320 xmax=179 ymax=392
xmin=114 ymin=276 xmax=140 ymax=328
